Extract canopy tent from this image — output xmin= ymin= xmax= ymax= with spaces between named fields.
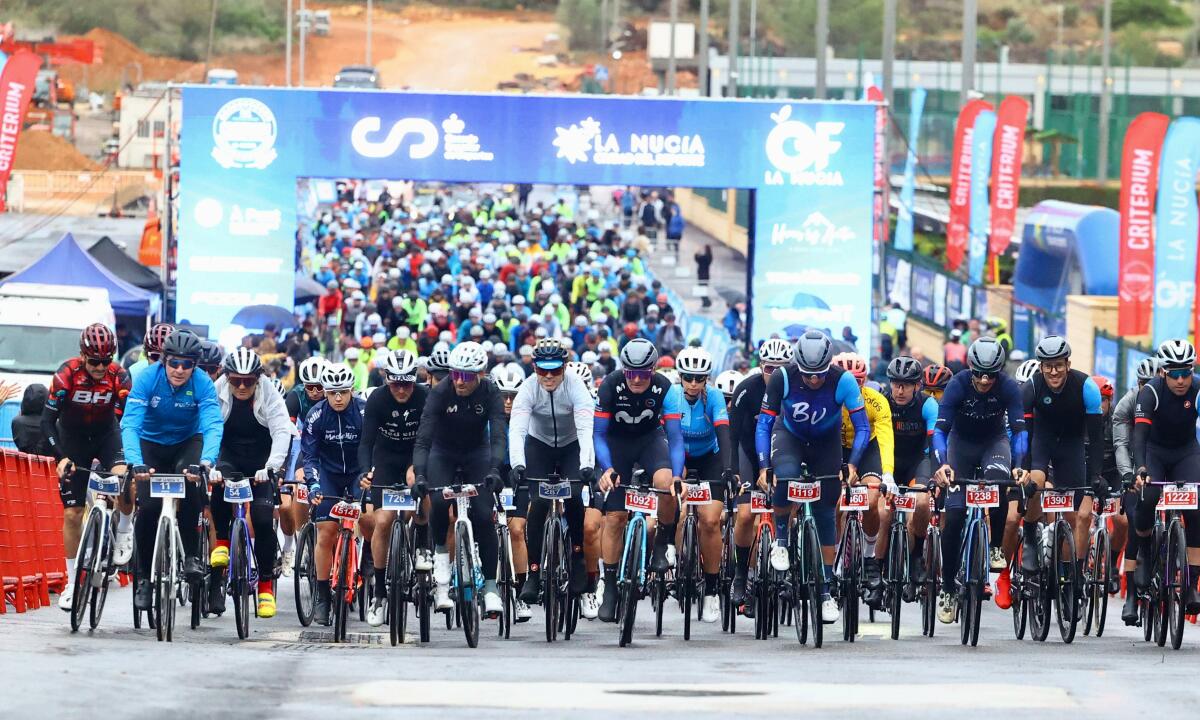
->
xmin=0 ymin=233 xmax=160 ymax=316
xmin=88 ymin=236 xmax=163 ymax=293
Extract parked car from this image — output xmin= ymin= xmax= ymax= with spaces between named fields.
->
xmin=333 ymin=65 xmax=381 ymax=89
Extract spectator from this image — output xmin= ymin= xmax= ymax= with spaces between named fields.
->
xmin=943 ymin=329 xmax=968 ymax=369
xmin=12 ymin=384 xmax=52 ymax=456
xmin=259 ymin=323 xmax=279 ymax=354
xmin=657 ymin=312 xmax=685 ymax=352
xmin=695 ymin=244 xmax=713 ymax=308
xmin=723 ymin=301 xmax=743 ymax=341
xmin=885 ymin=302 xmax=908 ymax=349
xmin=841 ymin=325 xmax=859 ymax=348
xmin=664 ymin=193 xmax=684 ymax=254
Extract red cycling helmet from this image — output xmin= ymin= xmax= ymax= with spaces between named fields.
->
xmin=144 ymin=323 xmax=174 ymax=355
xmin=1091 ymin=375 xmax=1114 ymax=399
xmin=922 ymin=363 xmax=953 ymax=390
xmin=832 ymin=352 xmax=868 ymax=380
xmin=80 ymin=323 xmax=116 ymax=358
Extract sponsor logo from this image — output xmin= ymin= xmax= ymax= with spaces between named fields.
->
xmin=552 ymin=116 xmax=705 ymax=167
xmin=763 ymin=105 xmax=844 ymax=186
xmin=211 ymin=98 xmax=278 ymax=169
xmin=71 ymin=390 xmax=113 ymax=404
xmin=350 ymin=113 xmax=494 ymax=162
xmin=1120 ymin=260 xmax=1154 ymax=303
xmin=441 ymin=114 xmax=493 ymax=162
xmin=195 ymin=198 xmax=223 ymax=228
xmin=770 ymin=212 xmax=856 ymax=247
xmin=615 ymin=408 xmax=653 ymax=424
xmin=229 ymin=205 xmax=282 ymax=236
xmin=1155 ymin=278 xmax=1194 ymax=309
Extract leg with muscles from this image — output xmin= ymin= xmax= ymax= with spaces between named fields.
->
xmin=250 ymin=489 xmax=278 ymax=617
xmin=1109 ymin=491 xmax=1129 ymax=594
xmin=582 ymin=506 xmax=603 ymax=616
xmin=314 ymin=519 xmax=338 ymax=625
xmin=369 ymin=508 xmax=397 ymax=604
xmin=698 ymin=494 xmax=723 ymax=621
xmin=598 ymin=486 xmax=629 ymax=623
xmin=428 ymin=491 xmax=454 ymax=611
xmin=652 ymin=468 xmax=678 ymax=573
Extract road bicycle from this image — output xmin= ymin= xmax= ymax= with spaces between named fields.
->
xmin=147 ymin=471 xmax=199 ymax=643
xmin=776 ymin=465 xmax=840 ymax=648
xmin=1083 ymin=489 xmax=1121 ymax=637
xmin=527 ymin=473 xmax=583 ymax=642
xmin=68 ymin=470 xmax=123 ymax=632
xmin=495 ymin=483 xmax=517 ymax=640
xmin=614 ymin=470 xmax=670 ymax=647
xmin=879 ymin=484 xmax=933 ymax=640
xmin=676 ymin=476 xmax=715 ymax=641
xmin=214 ymin=472 xmax=272 ymax=640
xmin=719 ymin=484 xmax=739 ymax=634
xmin=1137 ymin=478 xmax=1197 ymax=650
xmin=832 ymin=476 xmax=870 ymax=643
xmin=920 ymin=489 xmax=943 ymax=638
xmin=442 ymin=480 xmax=489 ymax=649
xmin=325 ymin=491 xmax=366 ymax=643
xmin=377 ymin=482 xmax=417 ymax=646
xmin=1013 ymin=484 xmax=1084 ymax=644
xmin=745 ymin=484 xmax=778 ymax=640
xmin=290 ymin=481 xmax=317 ymax=627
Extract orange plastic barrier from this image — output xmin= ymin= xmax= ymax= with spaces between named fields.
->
xmin=0 ymin=450 xmax=63 ymax=613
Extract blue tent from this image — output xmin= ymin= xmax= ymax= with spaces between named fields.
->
xmin=1011 ymin=200 xmax=1118 ymax=353
xmin=0 ymin=233 xmax=160 ymax=316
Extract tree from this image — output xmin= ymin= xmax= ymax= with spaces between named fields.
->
xmin=1110 ymin=0 xmax=1189 ymax=29
xmin=558 ymin=0 xmax=603 ymax=50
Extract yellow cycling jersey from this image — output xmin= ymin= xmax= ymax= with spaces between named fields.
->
xmin=841 ymin=385 xmax=895 ymax=475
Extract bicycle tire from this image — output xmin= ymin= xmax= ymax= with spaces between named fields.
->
xmin=192 ymin=524 xmax=210 ymax=627
xmin=618 ymin=528 xmax=642 ymax=647
xmin=544 ymin=516 xmax=560 ymax=642
xmin=417 ymin=573 xmax=431 ymax=643
xmin=293 ymin=522 xmax=316 ymax=627
xmin=231 ymin=519 xmax=251 ymax=640
xmin=653 ymin=572 xmax=667 ymax=638
xmin=388 ymin=520 xmax=408 ymax=647
xmin=90 ymin=529 xmax=114 ymax=631
xmin=71 ymin=508 xmax=102 ymax=632
xmin=455 ymin=522 xmax=480 ymax=649
xmin=357 ymin=538 xmax=372 ymax=624
xmin=1053 ymin=520 xmax=1079 ymax=644
xmin=1083 ymin=527 xmax=1099 ymax=636
xmin=720 ymin=516 xmax=735 ymax=633
xmin=131 ymin=535 xmax=146 ymax=630
xmin=1010 ymin=533 xmax=1028 ymax=640
xmin=755 ymin=525 xmax=772 ymax=640
xmin=562 ymin=524 xmax=578 ymax=641
xmin=332 ymin=531 xmax=352 ymax=643
xmin=968 ymin=521 xmax=987 ymax=647
xmin=842 ymin=519 xmax=862 ymax=643
xmin=1153 ymin=524 xmax=1168 ymax=647
xmin=803 ymin=519 xmax=823 ymax=649
xmin=1166 ymin=520 xmax=1187 ymax=650
xmin=1029 ymin=525 xmax=1051 ymax=643
xmin=154 ymin=519 xmax=174 ymax=642
xmin=959 ymin=520 xmax=980 ymax=646
xmin=889 ymin=520 xmax=907 ymax=641
xmin=682 ymin=514 xmax=697 ymax=641
xmin=922 ymin=527 xmax=941 ymax=638
xmin=497 ymin=524 xmax=513 ymax=640
xmin=1093 ymin=529 xmax=1110 ymax=637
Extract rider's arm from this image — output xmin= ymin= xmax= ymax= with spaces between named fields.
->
xmin=866 ymin=389 xmax=894 ymax=475
xmin=835 ymin=372 xmax=869 ymax=467
xmin=507 ymin=378 xmax=534 ymax=469
xmin=567 ymin=374 xmax=596 ymax=470
xmin=931 ymin=375 xmax=962 ymax=467
xmin=356 ymin=390 xmax=381 ymax=473
xmin=1002 ymin=377 xmax=1028 ymax=468
xmin=412 ymin=383 xmax=444 ymax=479
xmin=593 ymin=376 xmax=616 ymax=471
xmin=1132 ymin=382 xmax=1156 ymax=471
xmin=486 ymin=384 xmax=508 ymax=474
xmin=119 ymin=368 xmax=155 ymax=467
xmin=710 ymin=390 xmax=733 ymax=473
xmin=300 ymin=406 xmax=321 ymax=485
xmin=1112 ymin=390 xmax=1136 ymax=477
xmin=921 ymin=395 xmax=938 ymax=456
xmin=1082 ymin=376 xmax=1104 ymax=481
xmin=113 ymin=367 xmax=132 ymax=419
xmin=663 ymin=384 xmax=685 ymax=477
xmin=195 ymin=374 xmax=224 ymax=465
xmin=755 ymin=369 xmax=785 ymax=469
xmin=262 ymin=378 xmax=299 ymax=472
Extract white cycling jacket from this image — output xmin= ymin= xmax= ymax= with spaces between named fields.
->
xmin=215 ymin=375 xmax=299 ymax=472
xmin=508 ymin=372 xmax=595 ymax=470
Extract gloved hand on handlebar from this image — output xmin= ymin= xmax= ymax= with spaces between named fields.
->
xmin=484 ymin=470 xmax=504 ymax=494
xmin=579 ymin=466 xmax=595 ymax=484
xmin=509 ymin=465 xmax=526 ymax=487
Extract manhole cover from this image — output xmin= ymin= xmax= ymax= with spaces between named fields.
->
xmin=299 ymin=630 xmax=384 ymax=645
xmin=607 ymin=689 xmax=765 ymax=699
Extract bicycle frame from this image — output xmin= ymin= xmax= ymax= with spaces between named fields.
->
xmin=149 ymin=475 xmax=189 ymax=595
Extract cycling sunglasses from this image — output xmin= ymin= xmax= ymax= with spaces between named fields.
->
xmin=227 ymin=375 xmax=258 ymax=389
xmin=623 ymin=369 xmax=654 ymax=382
xmin=681 ymin=373 xmax=710 ymax=384
xmin=167 ymin=357 xmax=196 ymax=371
xmin=534 ymin=365 xmax=564 ymax=377
xmin=1166 ymin=367 xmax=1193 ymax=380
xmin=450 ymin=370 xmax=479 ymax=384
xmin=970 ymin=369 xmax=994 ymax=381
xmin=304 ymin=383 xmax=324 ymax=393
xmin=387 ymin=378 xmax=416 ymax=390
xmin=147 ymin=352 xmax=162 ymax=362
xmin=84 ymin=356 xmax=111 ymax=367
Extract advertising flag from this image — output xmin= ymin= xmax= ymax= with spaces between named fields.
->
xmin=0 ymin=51 xmax=42 ymax=213
xmin=967 ymin=110 xmax=997 ymax=286
xmin=1152 ymin=117 xmax=1200 ymax=346
xmin=946 ymin=99 xmax=993 ymax=271
xmin=894 ymin=87 xmax=926 ymax=252
xmin=988 ymin=96 xmax=1029 ymax=257
xmin=1117 ymin=112 xmax=1170 ymax=336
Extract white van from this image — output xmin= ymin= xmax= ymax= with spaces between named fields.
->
xmin=0 ymin=283 xmax=116 ymax=385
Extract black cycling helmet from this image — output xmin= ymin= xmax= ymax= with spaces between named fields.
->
xmin=199 ymin=341 xmax=224 ymax=369
xmin=619 ymin=338 xmax=659 ymax=370
xmin=1034 ymin=335 xmax=1071 ymax=361
xmin=967 ymin=337 xmax=1005 ymax=374
xmin=886 ymin=355 xmax=923 ymax=383
xmin=163 ymin=329 xmax=203 ymax=360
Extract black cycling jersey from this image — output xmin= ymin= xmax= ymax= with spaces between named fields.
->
xmin=1133 ymin=375 xmax=1200 ymax=469
xmin=1022 ymin=369 xmax=1104 ymax=479
xmin=413 ymin=377 xmax=507 ymax=478
xmin=220 ymin=396 xmax=271 ymax=472
xmin=357 ymin=384 xmax=427 ymax=471
xmin=729 ymin=373 xmax=767 ymax=472
xmin=595 ymin=370 xmax=678 ymax=436
xmin=285 ymin=386 xmax=318 ymax=423
xmin=886 ymin=389 xmax=936 ymax=469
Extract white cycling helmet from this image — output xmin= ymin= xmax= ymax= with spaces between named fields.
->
xmin=658 ymin=368 xmax=680 ymax=385
xmin=321 ymin=362 xmax=355 ymax=391
xmin=266 ymin=376 xmax=286 ymax=397
xmin=427 ymin=342 xmax=452 ymax=372
xmin=490 ymin=363 xmax=525 ymax=393
xmin=676 ymin=347 xmax=713 ymax=376
xmin=298 ymin=357 xmax=327 ymax=385
xmin=566 ymin=361 xmax=594 ymax=390
xmin=382 ymin=349 xmax=419 ymax=381
xmin=1158 ymin=338 xmax=1196 ymax=369
xmin=759 ymin=337 xmax=794 ymax=366
xmin=1014 ymin=359 xmax=1041 ymax=385
xmin=448 ymin=341 xmax=488 ymax=373
xmin=1136 ymin=357 xmax=1161 ymax=382
xmin=715 ymin=369 xmax=742 ymax=398
xmin=222 ymin=346 xmax=262 ymax=376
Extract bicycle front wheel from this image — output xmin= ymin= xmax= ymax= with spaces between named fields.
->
xmin=293 ymin=522 xmax=317 ymax=627
xmin=1010 ymin=530 xmax=1028 ymax=640
xmin=89 ymin=528 xmax=114 ymax=631
xmin=754 ymin=525 xmax=773 ymax=640
xmin=192 ymin=522 xmax=210 ymax=628
xmin=332 ymin=531 xmax=352 ymax=643
xmin=497 ymin=524 xmax=513 ymax=640
xmin=231 ymin=519 xmax=251 ymax=640
xmin=841 ymin=520 xmax=863 ymax=643
xmin=388 ymin=520 xmax=409 ymax=647
xmin=543 ymin=516 xmax=560 ymax=643
xmin=71 ymin=508 xmax=102 ymax=632
xmin=456 ymin=522 xmax=480 ymax=649
xmin=1053 ymin=520 xmax=1079 ymax=644
xmin=153 ymin=519 xmax=175 ymax=642
xmin=681 ymin=514 xmax=698 ymax=641
xmin=888 ymin=521 xmax=908 ymax=641
xmin=720 ymin=516 xmax=735 ymax=633
xmin=1166 ymin=520 xmax=1188 ymax=650
xmin=618 ymin=528 xmax=642 ymax=647
xmin=922 ymin=527 xmax=941 ymax=638
xmin=803 ymin=519 xmax=823 ymax=649
xmin=1092 ymin=529 xmax=1110 ymax=637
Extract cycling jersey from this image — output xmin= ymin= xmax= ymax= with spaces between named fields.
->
xmin=931 ymin=370 xmax=1027 ymax=468
xmin=680 ymin=388 xmax=729 ymax=458
xmin=756 ymin=365 xmax=867 ymax=469
xmin=120 ymin=363 xmax=223 ymax=466
xmin=215 ymin=375 xmax=296 ymax=472
xmin=729 ymin=373 xmax=766 ymax=472
xmin=593 ymin=370 xmax=685 ymax=478
xmin=1111 ymin=387 xmax=1138 ymax=478
xmin=412 ymin=378 xmax=507 ymax=480
xmin=1021 ymin=369 xmax=1103 ymax=481
xmin=357 ymin=384 xmax=427 ymax=472
xmin=1132 ymin=375 xmax=1200 ymax=468
xmin=300 ymin=396 xmax=367 ymax=487
xmin=285 ymin=385 xmax=320 ymax=422
xmin=887 ymin=389 xmax=937 ymax=469
xmin=508 ymin=372 xmax=595 ymax=470
xmin=840 ymin=385 xmax=894 ymax=475
xmin=42 ymin=358 xmax=131 ymax=457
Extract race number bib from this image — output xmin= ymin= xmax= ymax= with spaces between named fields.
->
xmin=294 ymin=484 xmax=310 ymax=505
xmin=892 ymin=494 xmax=917 ymax=512
xmin=88 ymin=473 xmax=120 ymax=496
xmin=1157 ymin=484 xmax=1200 ymax=511
xmin=749 ymin=491 xmax=770 ymax=514
xmin=1040 ymin=490 xmax=1073 ymax=514
xmin=839 ymin=485 xmax=870 ymax=512
xmin=683 ymin=482 xmax=713 ymax=506
xmin=329 ymin=501 xmax=361 ymax=521
xmin=499 ymin=488 xmax=516 ymax=511
xmin=787 ymin=481 xmax=820 ymax=504
xmin=625 ymin=490 xmax=658 ymax=514
xmin=1099 ymin=497 xmax=1120 ymax=517
xmin=538 ymin=481 xmax=572 ymax=501
xmin=223 ymin=479 xmax=253 ymax=503
xmin=965 ymin=484 xmax=1000 ymax=509
xmin=149 ymin=476 xmax=186 ymax=499
xmin=381 ymin=488 xmax=415 ymax=511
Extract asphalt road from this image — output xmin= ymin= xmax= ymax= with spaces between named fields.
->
xmin=1 ymin=574 xmax=1194 ymax=719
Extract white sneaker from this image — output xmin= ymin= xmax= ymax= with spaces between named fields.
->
xmin=281 ymin=549 xmax=295 ymax=578
xmin=415 ymin=549 xmax=433 ymax=572
xmin=701 ymin=594 xmax=720 ymax=623
xmin=58 ymin=585 xmax=74 ymax=612
xmin=821 ymin=596 xmax=840 ymax=624
xmin=434 ymin=584 xmax=453 ymax=611
xmin=937 ymin=591 xmax=956 ymax=624
xmin=484 ymin=591 xmax=503 ymax=615
xmin=432 ymin=552 xmax=451 ymax=585
xmin=113 ymin=529 xmax=134 ymax=566
xmin=664 ymin=544 xmax=677 ymax=568
xmin=367 ymin=597 xmax=387 ymax=627
xmin=770 ymin=542 xmax=790 ymax=572
xmin=581 ymin=592 xmax=600 ymax=619
xmin=515 ymin=599 xmax=533 ymax=621
xmin=989 ymin=547 xmax=1006 ymax=571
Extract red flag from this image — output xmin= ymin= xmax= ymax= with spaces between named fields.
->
xmin=946 ymin=99 xmax=992 ymax=272
xmin=988 ymin=96 xmax=1029 ymax=257
xmin=0 ymin=51 xmax=43 ymax=213
xmin=1117 ymin=112 xmax=1170 ymax=336
xmin=865 ymin=85 xmax=888 ymax=248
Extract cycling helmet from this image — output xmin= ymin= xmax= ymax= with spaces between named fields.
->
xmin=382 ymin=349 xmax=418 ymax=381
xmin=1157 ymin=338 xmax=1196 ymax=369
xmin=832 ymin=352 xmax=867 ymax=380
xmin=490 ymin=363 xmax=525 ymax=393
xmin=885 ymin=356 xmax=923 ymax=383
xmin=566 ymin=361 xmax=594 ymax=390
xmin=1091 ymin=375 xmax=1114 ymax=399
xmin=619 ymin=338 xmax=659 ymax=370
xmin=922 ymin=363 xmax=953 ymax=390
xmin=428 ymin=342 xmax=452 ymax=372
xmin=1136 ymin=357 xmax=1161 ymax=382
xmin=448 ymin=341 xmax=488 ymax=373
xmin=659 ymin=368 xmax=681 ymax=385
xmin=144 ymin=323 xmax=174 ymax=355
xmin=298 ymin=357 xmax=328 ymax=385
xmin=966 ymin=337 xmax=1005 ymax=374
xmin=715 ymin=369 xmax=742 ymax=398
xmin=162 ymin=329 xmax=203 ymax=360
xmin=675 ymin=347 xmax=713 ymax=376
xmin=223 ymin=346 xmax=262 ymax=375
xmin=80 ymin=323 xmax=117 ymax=358
xmin=794 ymin=330 xmax=834 ymax=373
xmin=758 ymin=338 xmax=794 ymax=366
xmin=321 ymin=362 xmax=355 ymax=391
xmin=267 ymin=376 xmax=286 ymax=397
xmin=532 ymin=337 xmax=568 ymax=369
xmin=1014 ymin=359 xmax=1041 ymax=385
xmin=1034 ymin=335 xmax=1071 ymax=361
xmin=364 ymin=386 xmax=378 ymax=399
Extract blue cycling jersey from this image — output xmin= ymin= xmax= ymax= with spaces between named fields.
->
xmin=932 ymin=370 xmax=1027 ymax=466
xmin=301 ymin=397 xmax=367 ymax=489
xmin=120 ymin=363 xmax=223 ymax=466
xmin=756 ymin=365 xmax=868 ymax=468
xmin=679 ymin=387 xmax=729 ymax=457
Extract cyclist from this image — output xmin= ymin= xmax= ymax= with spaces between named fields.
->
xmin=1014 ymin=359 xmax=1041 ymax=385
xmin=198 ymin=341 xmax=224 ymax=382
xmin=922 ymin=364 xmax=952 ymax=402
xmin=43 ymin=323 xmax=132 ymax=611
xmin=426 ymin=342 xmax=452 ymax=387
xmin=512 ymin=339 xmax=596 ymax=613
xmin=595 ymin=338 xmax=686 ymax=623
xmin=994 ymin=356 xmax=1042 ymax=608
xmin=280 ymin=356 xmax=327 ymax=573
xmin=832 ymin=352 xmax=895 ymax=608
xmin=209 ymin=347 xmax=297 ymax=618
xmin=357 ymin=350 xmax=428 ymax=627
xmin=567 ymin=359 xmax=605 ymax=619
xmin=673 ymin=346 xmax=735 ymax=623
xmin=128 ymin=322 xmax=174 ymax=380
xmin=301 ymin=362 xmax=367 ymax=626
xmin=1016 ymin=336 xmax=1104 ymax=602
xmin=491 ymin=362 xmax=533 ymax=622
xmin=1126 ymin=339 xmax=1200 ymax=623
xmin=758 ymin=330 xmax=868 ymax=624
xmin=728 ymin=338 xmax=793 ymax=607
xmin=121 ymin=329 xmax=224 ymax=612
xmin=931 ymin=337 xmax=1027 ymax=624
xmin=876 ymin=356 xmax=937 ymax=590
xmin=1113 ymin=356 xmax=1158 ymax=614
xmin=715 ymin=369 xmax=743 ymax=410
xmin=412 ymin=341 xmax=507 ymax=616
xmin=1092 ymin=374 xmax=1126 ymax=594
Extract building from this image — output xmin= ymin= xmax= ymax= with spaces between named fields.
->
xmin=116 ymin=85 xmax=180 ymax=170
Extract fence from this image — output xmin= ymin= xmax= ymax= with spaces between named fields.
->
xmin=0 ymin=450 xmax=67 ymax=613
xmin=1093 ymin=329 xmax=1153 ymax=394
xmin=9 ymin=170 xmax=158 ymax=216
